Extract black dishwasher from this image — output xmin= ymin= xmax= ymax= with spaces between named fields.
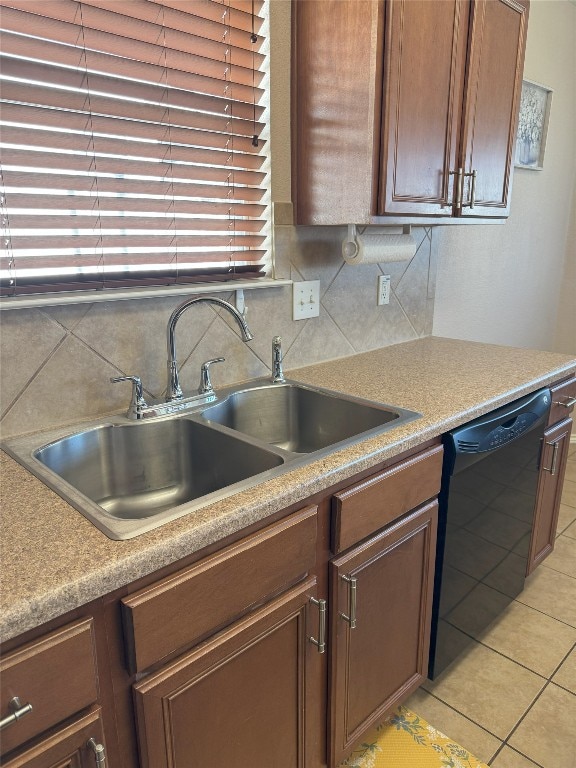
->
xmin=428 ymin=387 xmax=551 ymax=679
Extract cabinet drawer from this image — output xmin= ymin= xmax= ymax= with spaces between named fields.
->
xmin=1 ymin=708 xmax=106 ymax=768
xmin=122 ymin=506 xmax=318 ymax=673
xmin=548 ymin=376 xmax=576 ymax=426
xmin=0 ymin=619 xmax=99 ymax=756
xmin=332 ymin=444 xmax=443 ymax=553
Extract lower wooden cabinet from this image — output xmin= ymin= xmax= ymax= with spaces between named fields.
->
xmin=328 ymin=501 xmax=438 ymax=767
xmin=133 ymin=578 xmax=323 ymax=768
xmin=0 ymin=619 xmax=99 ymax=757
xmin=527 ymin=418 xmax=573 ymax=574
xmin=2 ymin=709 xmax=107 ymax=768
xmin=1 ymin=440 xmax=446 ymax=768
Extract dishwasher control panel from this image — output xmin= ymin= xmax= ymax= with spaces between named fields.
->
xmin=485 ymin=412 xmax=539 ymax=449
xmin=450 ymin=388 xmax=551 ymax=455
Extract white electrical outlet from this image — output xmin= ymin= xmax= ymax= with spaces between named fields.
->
xmin=377 ymin=274 xmax=391 ymax=306
xmin=293 ymin=280 xmax=320 ymax=320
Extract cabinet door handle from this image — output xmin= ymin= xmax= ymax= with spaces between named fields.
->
xmin=554 ymin=396 xmax=576 ymax=408
xmin=543 ymin=440 xmax=560 ymax=475
xmin=0 ymin=697 xmax=33 ymax=731
xmin=309 ymin=597 xmax=327 ymax=654
xmin=449 ymin=168 xmax=463 ymax=210
xmin=463 ymin=170 xmax=477 ymax=208
xmin=340 ymin=574 xmax=357 ymax=629
xmin=87 ymin=738 xmax=106 ymax=767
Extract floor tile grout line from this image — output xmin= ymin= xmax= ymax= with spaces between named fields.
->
xmin=451 ymin=621 xmax=573 ymax=681
xmin=429 ymin=510 xmax=576 ymax=768
xmin=547 ymin=638 xmax=576 ymax=681
xmin=493 ymin=640 xmax=576 ymax=765
xmin=422 ymin=689 xmax=505 ymax=745
xmin=550 ymin=679 xmax=576 ymax=697
xmin=514 ymin=596 xmax=576 ymax=629
xmin=489 ymin=742 xmax=546 ymax=768
xmin=498 ymin=679 xmax=553 ymax=763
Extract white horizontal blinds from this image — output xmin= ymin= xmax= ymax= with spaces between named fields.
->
xmin=0 ymin=0 xmax=268 ymax=295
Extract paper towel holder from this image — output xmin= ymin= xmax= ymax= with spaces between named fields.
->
xmin=342 ymin=224 xmax=413 ymax=261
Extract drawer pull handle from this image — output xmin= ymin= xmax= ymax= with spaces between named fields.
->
xmin=340 ymin=574 xmax=357 ymax=629
xmin=554 ymin=396 xmax=576 ymax=408
xmin=309 ymin=597 xmax=327 ymax=654
xmin=0 ymin=697 xmax=33 ymax=731
xmin=87 ymin=737 xmax=106 ymax=767
xmin=543 ymin=440 xmax=560 ymax=475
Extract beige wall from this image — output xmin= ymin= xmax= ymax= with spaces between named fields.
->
xmin=432 ymin=0 xmax=576 ymax=354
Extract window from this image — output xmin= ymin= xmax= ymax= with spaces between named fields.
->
xmin=0 ymin=0 xmax=269 ymax=298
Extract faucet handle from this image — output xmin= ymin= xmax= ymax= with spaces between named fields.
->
xmin=110 ymin=375 xmax=148 ymax=419
xmin=199 ymin=358 xmax=225 ymax=395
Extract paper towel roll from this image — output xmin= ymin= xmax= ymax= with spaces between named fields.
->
xmin=342 ymin=230 xmax=417 ymax=265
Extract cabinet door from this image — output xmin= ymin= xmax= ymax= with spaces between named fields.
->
xmin=378 ymin=0 xmax=470 ymax=216
xmin=2 ymin=709 xmax=106 ymax=768
xmin=458 ymin=0 xmax=529 ymax=217
xmin=292 ymin=0 xmax=384 ymax=225
xmin=526 ymin=418 xmax=573 ymax=575
xmin=329 ymin=501 xmax=438 ymax=767
xmin=133 ymin=578 xmax=323 ymax=768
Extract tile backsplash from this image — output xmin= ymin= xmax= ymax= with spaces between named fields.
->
xmin=0 ymin=225 xmax=437 ymax=438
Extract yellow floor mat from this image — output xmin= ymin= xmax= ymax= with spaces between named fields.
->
xmin=338 ymin=706 xmax=490 ymax=768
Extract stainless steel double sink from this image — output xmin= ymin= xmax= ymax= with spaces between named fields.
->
xmin=3 ymin=380 xmax=420 ymax=540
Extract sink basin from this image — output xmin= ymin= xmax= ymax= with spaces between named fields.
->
xmin=201 ymin=382 xmax=409 ymax=453
xmin=31 ymin=419 xmax=283 ymax=538
xmin=4 ymin=378 xmax=420 ymax=540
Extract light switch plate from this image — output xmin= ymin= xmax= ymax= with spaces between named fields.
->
xmin=293 ymin=280 xmax=320 ymax=320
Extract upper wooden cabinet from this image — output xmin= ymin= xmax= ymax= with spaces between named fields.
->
xmin=292 ymin=0 xmax=530 ymax=224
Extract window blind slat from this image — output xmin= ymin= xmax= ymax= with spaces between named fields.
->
xmin=1 ymin=82 xmax=265 ymax=138
xmin=146 ymin=0 xmax=264 ymax=34
xmin=9 ymin=215 xmax=266 ymax=235
xmin=1 ymin=2 xmax=265 ymax=65
xmin=2 ymin=29 xmax=265 ymax=95
xmin=5 ymin=194 xmax=266 ymax=218
xmin=1 ymin=156 xmax=267 ymax=191
xmin=1 ymin=128 xmax=266 ymax=171
xmin=82 ymin=0 xmax=264 ymax=53
xmin=4 ymin=251 xmax=266 ymax=267
xmin=1 ymin=57 xmax=265 ymax=124
xmin=9 ymin=233 xmax=265 ymax=250
xmin=2 ymin=167 xmax=266 ymax=202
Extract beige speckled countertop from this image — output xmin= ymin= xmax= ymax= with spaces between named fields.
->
xmin=2 ymin=337 xmax=575 ymax=643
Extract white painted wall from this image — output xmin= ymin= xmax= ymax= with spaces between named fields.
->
xmin=432 ymin=0 xmax=576 ymax=354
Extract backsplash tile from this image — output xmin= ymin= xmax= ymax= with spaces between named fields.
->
xmin=0 ymin=226 xmax=436 ymax=438
xmin=0 ymin=309 xmax=66 ymax=416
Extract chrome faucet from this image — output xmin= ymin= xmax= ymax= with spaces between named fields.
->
xmin=110 ymin=375 xmax=148 ymax=419
xmin=166 ymin=296 xmax=254 ymax=400
xmin=271 ymin=336 xmax=285 ymax=383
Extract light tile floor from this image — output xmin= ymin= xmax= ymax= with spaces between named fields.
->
xmin=406 ymin=442 xmax=576 ymax=768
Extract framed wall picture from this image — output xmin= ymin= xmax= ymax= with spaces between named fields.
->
xmin=515 ymin=79 xmax=553 ymax=171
